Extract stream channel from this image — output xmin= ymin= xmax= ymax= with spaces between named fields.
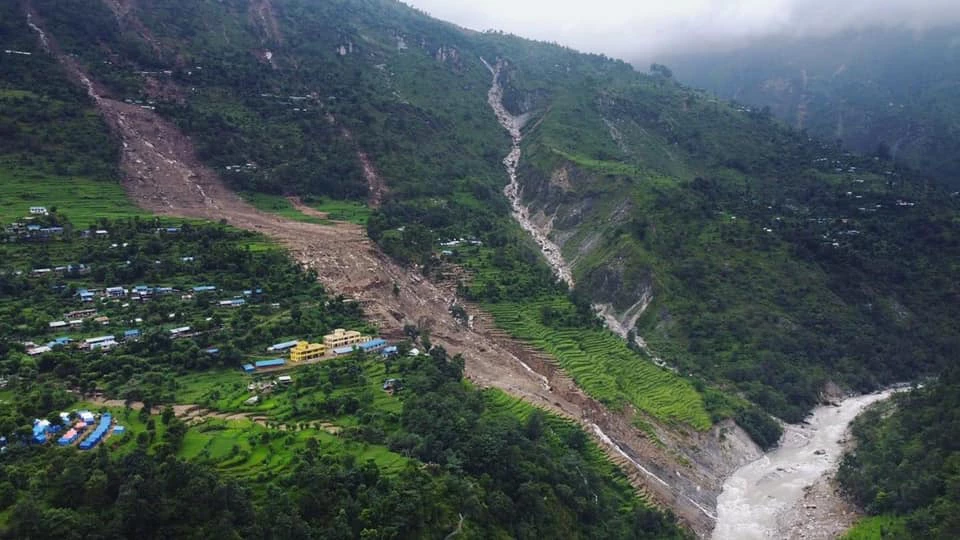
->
xmin=712 ymin=390 xmax=898 ymax=539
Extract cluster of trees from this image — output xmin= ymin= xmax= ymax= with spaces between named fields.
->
xmin=0 ymin=339 xmax=687 ymax=539
xmin=838 ymin=368 xmax=960 ymax=538
xmin=0 ymin=2 xmax=119 ymax=179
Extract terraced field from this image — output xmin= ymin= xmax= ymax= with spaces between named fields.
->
xmin=94 ymin=402 xmax=408 ymax=482
xmin=0 ymin=166 xmax=147 ymax=224
xmin=485 ymin=299 xmax=712 ymax=430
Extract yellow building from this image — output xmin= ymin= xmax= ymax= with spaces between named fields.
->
xmin=323 ymin=328 xmax=369 ymax=349
xmin=289 ymin=341 xmax=326 ymax=363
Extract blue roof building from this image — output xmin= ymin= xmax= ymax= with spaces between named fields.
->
xmin=113 ymin=426 xmax=126 ymax=435
xmin=242 ymin=364 xmax=255 ymax=373
xmin=381 ymin=346 xmax=399 ymax=357
xmin=193 ymin=285 xmax=217 ymax=293
xmin=124 ymin=329 xmax=141 ymax=339
xmin=254 ymin=359 xmax=286 ymax=369
xmin=359 ymin=338 xmax=388 ymax=352
xmin=333 ymin=345 xmax=356 ymax=356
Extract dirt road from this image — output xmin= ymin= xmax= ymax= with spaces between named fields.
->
xmin=25 ymin=7 xmax=756 ymax=535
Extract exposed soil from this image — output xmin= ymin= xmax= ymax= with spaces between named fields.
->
xmin=248 ymin=0 xmax=283 ymax=45
xmin=25 ymin=10 xmax=757 ymax=535
xmin=776 ymin=475 xmax=861 ymax=540
xmin=101 ymin=0 xmax=167 ymax=64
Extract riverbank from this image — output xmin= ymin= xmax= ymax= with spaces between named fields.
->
xmin=713 ymin=390 xmax=898 ymax=540
xmin=775 ymin=473 xmax=860 ymax=539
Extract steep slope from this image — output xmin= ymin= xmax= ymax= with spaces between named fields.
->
xmin=16 ymin=0 xmax=960 ymax=532
xmin=661 ymin=26 xmax=960 ymax=189
xmin=17 ymin=3 xmax=761 ymax=535
xmin=839 ymin=370 xmax=960 ymax=538
xmin=501 ymin=59 xmax=960 ymax=423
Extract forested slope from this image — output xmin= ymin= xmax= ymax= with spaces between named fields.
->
xmin=20 ymin=0 xmax=960 ymax=428
xmin=838 ymin=370 xmax=960 ymax=539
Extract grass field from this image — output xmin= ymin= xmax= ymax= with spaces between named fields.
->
xmin=302 ymin=197 xmax=371 ymax=225
xmin=240 ymin=192 xmax=331 ymax=225
xmin=0 ymin=166 xmax=147 ymax=225
xmin=842 ymin=515 xmax=908 ymax=539
xmin=485 ymin=298 xmax=712 ymax=429
xmin=241 ymin=192 xmax=371 ymax=226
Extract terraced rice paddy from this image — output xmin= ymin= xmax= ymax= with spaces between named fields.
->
xmin=485 ymin=299 xmax=712 ymax=430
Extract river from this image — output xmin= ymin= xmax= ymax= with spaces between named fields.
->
xmin=713 ymin=390 xmax=898 ymax=540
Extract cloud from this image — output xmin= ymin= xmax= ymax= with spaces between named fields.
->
xmin=404 ymin=0 xmax=960 ymax=62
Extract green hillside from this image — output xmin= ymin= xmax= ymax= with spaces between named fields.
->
xmin=0 ymin=217 xmax=684 ymax=538
xmin=20 ymin=0 xmax=960 ymax=429
xmin=839 ymin=369 xmax=960 ymax=539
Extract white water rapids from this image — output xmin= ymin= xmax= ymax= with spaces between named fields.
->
xmin=713 ymin=390 xmax=899 ymax=540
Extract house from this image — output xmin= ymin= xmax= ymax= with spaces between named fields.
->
xmin=381 ymin=346 xmax=399 ymax=358
xmin=51 ymin=337 xmax=73 ymax=347
xmin=277 ymin=375 xmax=293 ymax=385
xmin=254 ymin=358 xmax=286 ymax=369
xmin=193 ymin=285 xmax=217 ymax=293
xmin=93 ymin=316 xmax=110 ymax=326
xmin=113 ymin=426 xmax=126 ymax=436
xmin=32 ymin=419 xmax=51 ymax=444
xmin=83 ymin=335 xmax=116 ymax=348
xmin=77 ymin=288 xmax=95 ymax=302
xmin=132 ymin=285 xmax=153 ymax=298
xmin=289 ymin=341 xmax=325 ymax=362
xmin=78 ymin=411 xmax=95 ymax=424
xmin=244 ymin=396 xmax=260 ymax=406
xmin=323 ymin=328 xmax=370 ymax=349
xmin=382 ymin=379 xmax=401 ymax=394
xmin=155 ymin=287 xmax=174 ymax=295
xmin=90 ymin=339 xmax=118 ymax=351
xmin=204 ymin=348 xmax=220 ymax=356
xmin=67 ymin=264 xmax=90 ymax=275
xmin=358 ymin=338 xmax=387 ymax=353
xmin=218 ymin=298 xmax=245 ymax=307
xmin=48 ymin=320 xmax=68 ymax=329
xmin=29 ymin=206 xmax=48 ymax=216
xmin=94 ymin=230 xmax=109 ymax=237
xmin=31 ymin=267 xmax=51 ymax=276
xmin=266 ymin=340 xmax=298 ymax=353
xmin=65 ymin=309 xmax=97 ymax=320
xmin=123 ymin=329 xmax=141 ymax=340
xmin=58 ymin=429 xmax=80 ymax=446
xmin=105 ymin=286 xmax=127 ymax=298
xmin=333 ymin=345 xmax=356 ymax=356
xmin=27 ymin=346 xmax=52 ymax=356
